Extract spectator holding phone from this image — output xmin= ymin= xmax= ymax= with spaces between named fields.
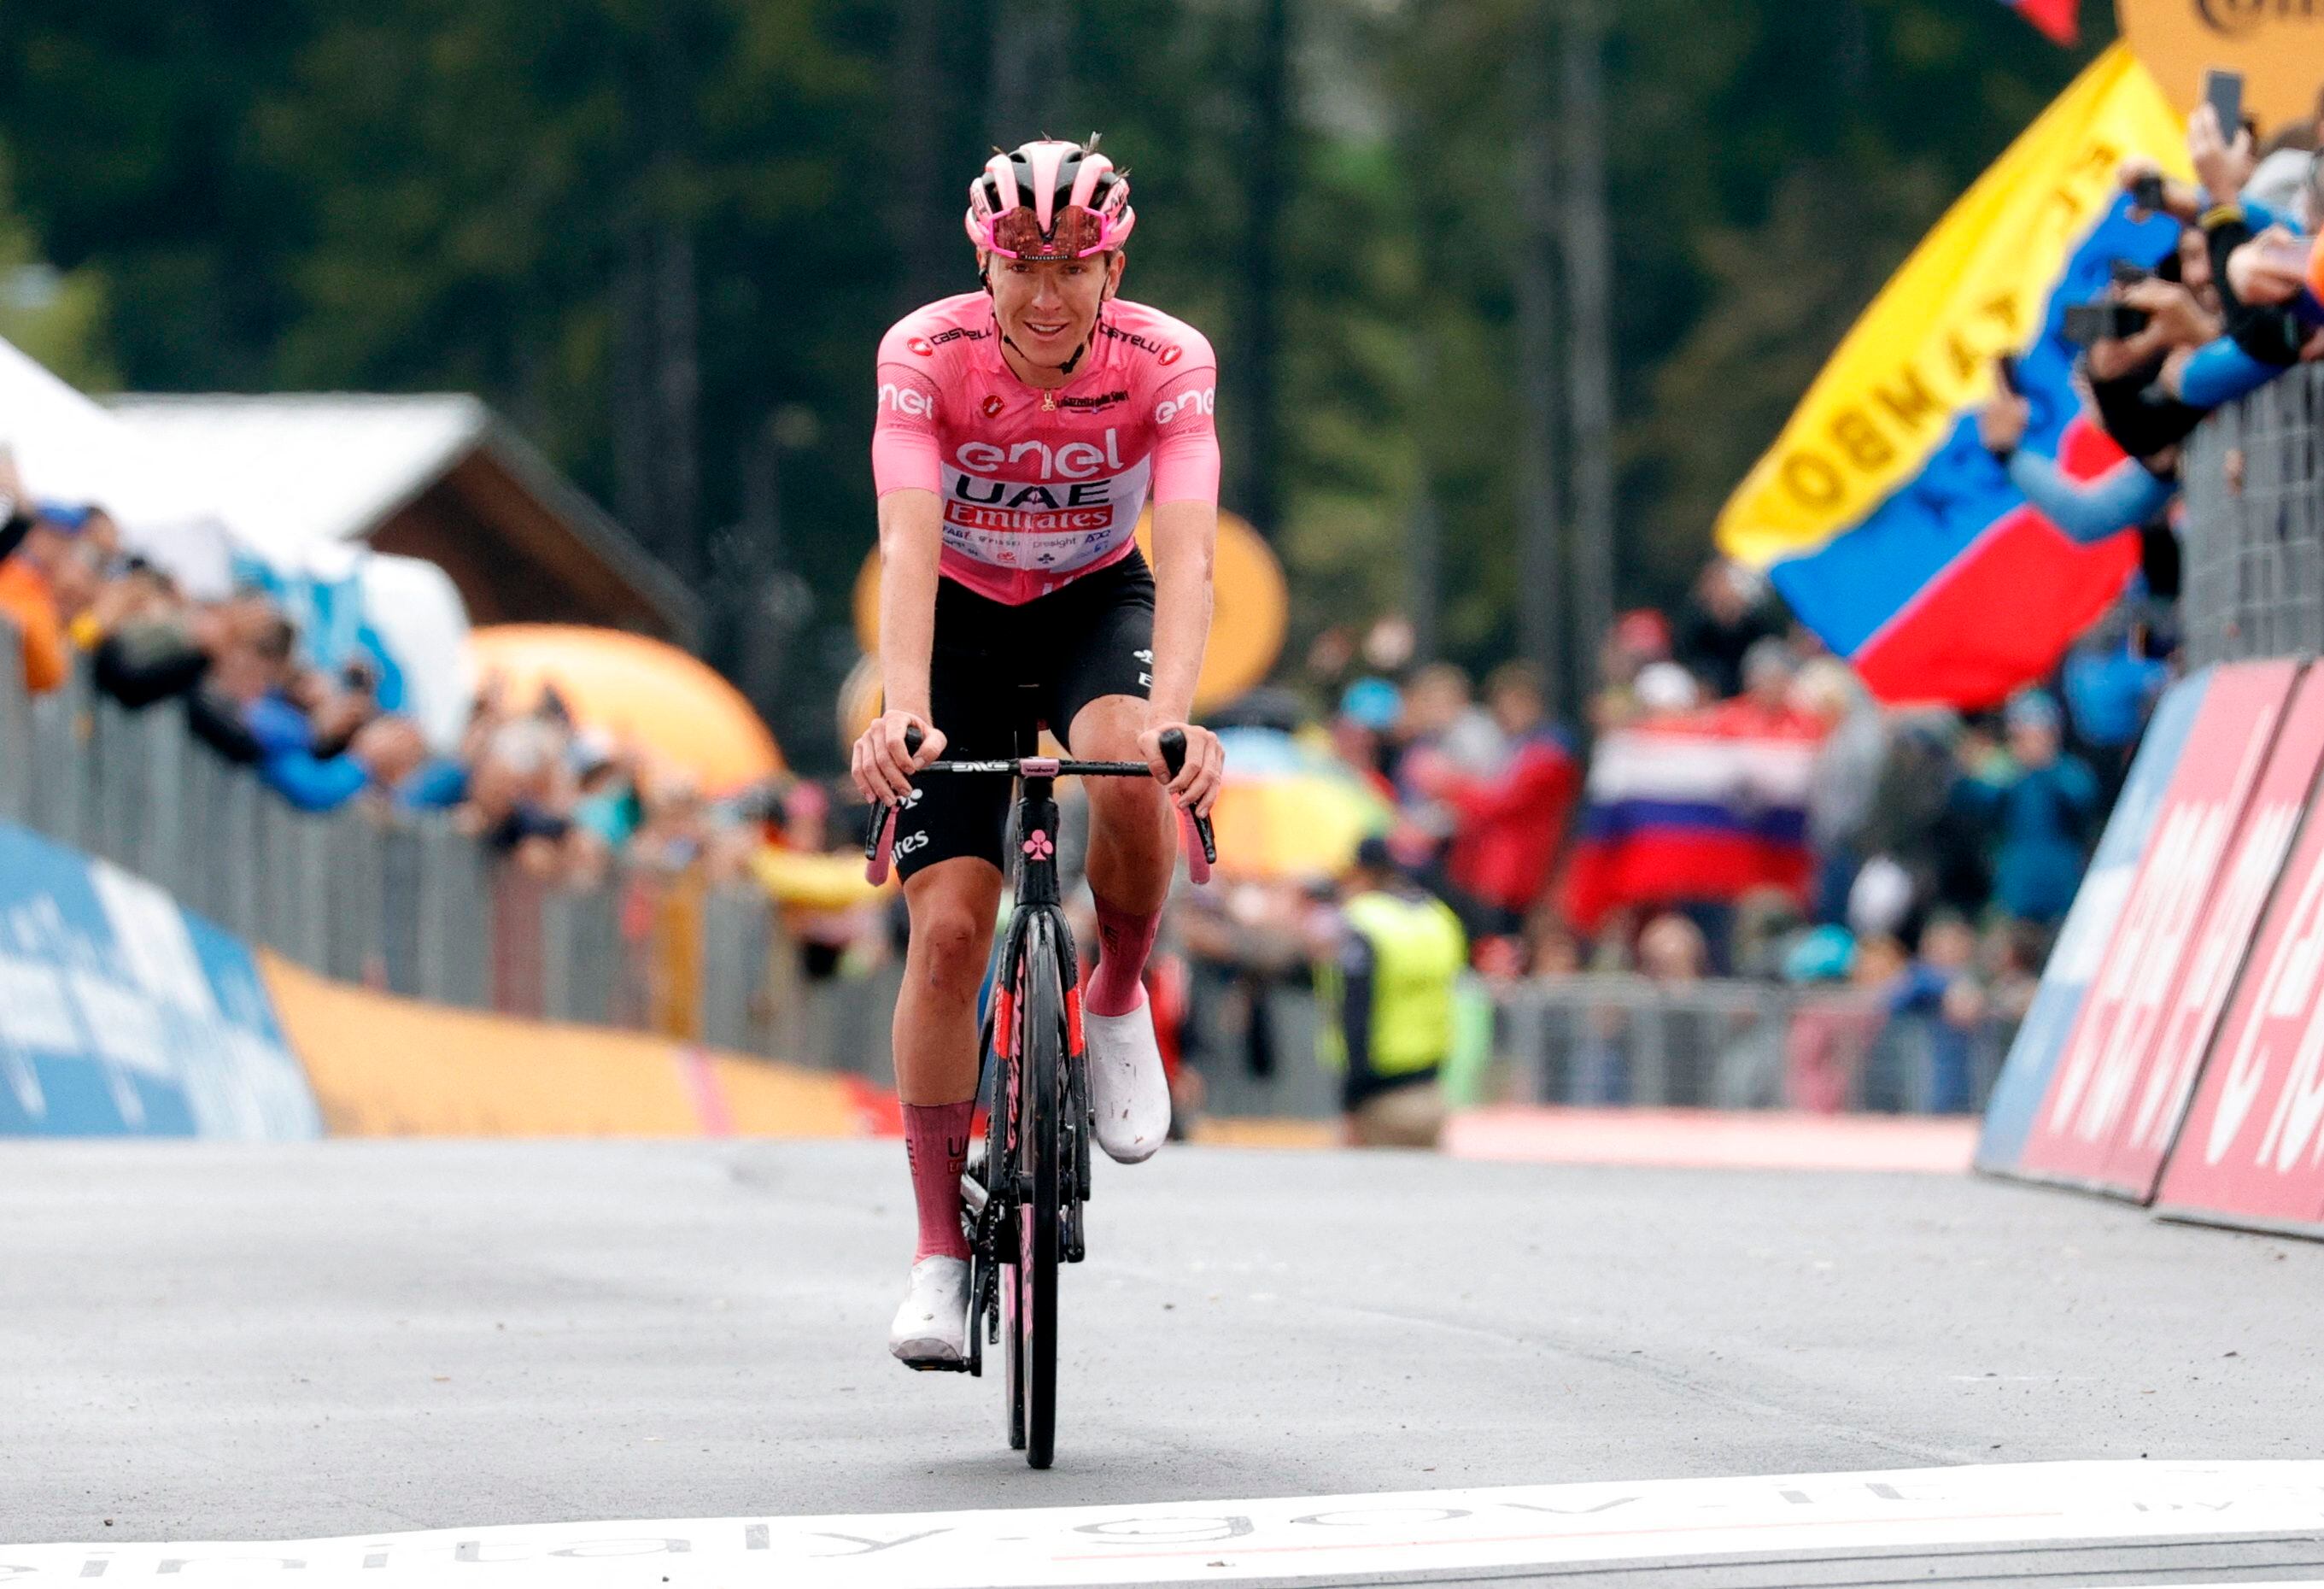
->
xmin=2155 ymin=103 xmax=2324 ymax=407
xmin=1977 ymin=293 xmax=2204 ymax=548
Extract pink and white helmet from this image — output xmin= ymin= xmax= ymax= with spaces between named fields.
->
xmin=964 ymin=138 xmax=1136 ymax=261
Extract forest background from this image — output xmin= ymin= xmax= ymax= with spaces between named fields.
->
xmin=0 ymin=0 xmax=2098 ymax=764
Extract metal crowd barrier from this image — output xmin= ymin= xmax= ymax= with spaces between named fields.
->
xmin=2181 ymin=363 xmax=2324 ymax=667
xmin=1493 ymin=976 xmax=2011 ymax=1114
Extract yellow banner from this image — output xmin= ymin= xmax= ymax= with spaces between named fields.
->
xmin=2118 ymin=0 xmax=2324 ymax=132
xmin=1716 ymin=45 xmax=2189 ymax=568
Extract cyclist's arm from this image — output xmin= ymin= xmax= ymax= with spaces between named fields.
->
xmin=876 ymin=490 xmax=942 ymax=723
xmin=1145 ymin=498 xmax=1215 ymax=724
xmin=1139 ymin=347 xmax=1225 ymax=812
xmin=859 ymin=348 xmax=949 ymax=800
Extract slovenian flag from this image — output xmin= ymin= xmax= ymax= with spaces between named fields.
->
xmin=1715 ymin=46 xmax=2186 ymax=709
xmin=1557 ymin=703 xmax=1823 ymax=933
xmin=2006 ymin=0 xmax=2078 ymax=45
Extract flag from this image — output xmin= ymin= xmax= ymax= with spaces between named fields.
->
xmin=1557 ymin=704 xmax=1824 ymax=933
xmin=2006 ymin=0 xmax=2079 ymax=46
xmin=1715 ymin=45 xmax=2187 ymax=709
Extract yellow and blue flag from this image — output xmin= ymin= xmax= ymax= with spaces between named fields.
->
xmin=1716 ymin=45 xmax=2186 ymax=708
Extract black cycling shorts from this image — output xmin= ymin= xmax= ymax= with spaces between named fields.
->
xmin=892 ymin=548 xmax=1156 ymax=881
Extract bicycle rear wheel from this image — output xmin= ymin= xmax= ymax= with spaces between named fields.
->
xmin=1010 ymin=913 xmax=1064 ymax=1469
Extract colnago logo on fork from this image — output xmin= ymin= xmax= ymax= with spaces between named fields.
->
xmin=863 ymin=726 xmax=1215 ymax=1469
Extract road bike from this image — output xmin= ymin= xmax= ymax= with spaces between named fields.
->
xmin=864 ymin=724 xmax=1216 ymax=1469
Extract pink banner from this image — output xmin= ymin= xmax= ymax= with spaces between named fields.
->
xmin=2154 ymin=696 xmax=2324 ymax=1234
xmin=2017 ymin=662 xmax=2298 ymax=1192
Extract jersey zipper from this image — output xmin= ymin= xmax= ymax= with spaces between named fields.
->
xmin=1041 ymin=390 xmax=1056 ymax=413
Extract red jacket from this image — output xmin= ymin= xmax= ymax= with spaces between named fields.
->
xmin=1443 ymin=731 xmax=1578 ymax=916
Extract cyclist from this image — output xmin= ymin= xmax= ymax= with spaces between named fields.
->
xmin=852 ymin=138 xmax=1226 ymax=1368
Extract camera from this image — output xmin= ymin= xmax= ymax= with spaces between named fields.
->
xmin=2063 ymin=302 xmax=2149 ymax=346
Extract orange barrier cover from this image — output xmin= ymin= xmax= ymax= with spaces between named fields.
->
xmin=260 ymin=951 xmax=883 ymax=1139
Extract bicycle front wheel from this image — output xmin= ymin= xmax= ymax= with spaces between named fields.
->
xmin=1010 ymin=912 xmax=1065 ymax=1469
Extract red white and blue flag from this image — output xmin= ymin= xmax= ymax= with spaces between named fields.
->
xmin=1557 ymin=706 xmax=1824 ymax=933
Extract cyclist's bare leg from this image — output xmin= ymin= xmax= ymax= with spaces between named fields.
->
xmin=896 ymin=857 xmax=1003 ymax=1100
xmin=1069 ymin=693 xmax=1173 ymax=997
xmin=1068 ymin=694 xmax=1175 ymax=1160
xmin=895 ymin=857 xmax=1002 ymax=1271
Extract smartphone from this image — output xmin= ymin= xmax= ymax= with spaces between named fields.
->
xmin=1994 ymin=354 xmax=2022 ymax=396
xmin=2204 ymin=68 xmax=2245 ymax=144
xmin=2130 ymin=173 xmax=2167 ymax=214
xmin=2064 ymin=302 xmax=2151 ymax=345
xmin=2111 ymin=259 xmax=2151 ymax=288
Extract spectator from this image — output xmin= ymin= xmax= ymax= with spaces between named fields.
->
xmin=1675 ymin=559 xmax=1783 ymax=698
xmin=1589 ymin=607 xmax=1673 ymax=731
xmin=1862 ymin=712 xmax=1988 ymax=922
xmin=1331 ymin=677 xmax=1402 ymax=803
xmin=1636 ymin=912 xmax=1708 ymax=983
xmin=1314 ymin=836 xmax=1466 ymax=1149
xmin=1632 ymin=660 xmax=1700 ymax=719
xmin=1952 ymin=689 xmax=2099 ymax=929
xmin=0 ymin=454 xmax=67 ymax=694
xmin=1712 ymin=636 xmax=1816 ymax=735
xmin=1874 ymin=912 xmax=1985 ymax=1114
xmin=1796 ymin=658 xmax=1885 ymax=925
xmin=1396 ymin=661 xmax=1504 ymax=787
xmin=1421 ymin=662 xmax=1578 ymax=936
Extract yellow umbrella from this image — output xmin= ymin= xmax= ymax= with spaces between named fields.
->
xmin=1206 ymin=728 xmax=1392 ymax=882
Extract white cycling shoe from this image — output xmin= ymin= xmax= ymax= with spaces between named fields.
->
xmin=888 ymin=1256 xmax=969 ymax=1369
xmin=1085 ymin=991 xmax=1171 ymax=1164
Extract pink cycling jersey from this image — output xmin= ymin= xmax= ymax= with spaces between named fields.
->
xmin=871 ymin=293 xmax=1221 ymax=605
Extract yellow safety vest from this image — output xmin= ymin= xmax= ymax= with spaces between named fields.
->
xmin=1316 ymin=890 xmax=1467 ymax=1078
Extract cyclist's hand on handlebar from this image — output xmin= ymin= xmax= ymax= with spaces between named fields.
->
xmin=852 ymin=709 xmax=944 ymax=804
xmin=1139 ymin=721 xmax=1225 ymax=817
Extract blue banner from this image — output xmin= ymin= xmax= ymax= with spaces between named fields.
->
xmin=1976 ymin=671 xmax=2208 ymax=1173
xmin=0 ymin=823 xmax=321 ymax=1138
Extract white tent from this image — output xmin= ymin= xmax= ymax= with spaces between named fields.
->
xmin=0 ymin=337 xmax=237 ymax=595
xmin=108 ymin=393 xmax=700 ymax=643
xmin=106 ymin=392 xmax=488 ymax=565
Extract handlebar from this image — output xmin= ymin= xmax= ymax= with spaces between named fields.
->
xmin=863 ymin=724 xmax=1217 ymax=885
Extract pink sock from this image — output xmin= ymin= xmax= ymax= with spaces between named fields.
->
xmin=1086 ymin=897 xmax=1161 ymax=1017
xmin=904 ymin=1101 xmax=975 ymax=1261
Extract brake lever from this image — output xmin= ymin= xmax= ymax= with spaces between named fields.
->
xmin=1156 ymin=728 xmax=1217 ymax=884
xmin=862 ymin=724 xmax=929 ymax=884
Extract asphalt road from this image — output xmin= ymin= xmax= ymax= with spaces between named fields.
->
xmin=3 ymin=1139 xmax=2321 ymax=1578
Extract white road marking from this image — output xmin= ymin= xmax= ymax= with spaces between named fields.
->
xmin=6 ymin=1460 xmax=2324 ymax=1586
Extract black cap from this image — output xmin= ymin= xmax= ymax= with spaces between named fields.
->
xmin=1353 ymin=836 xmax=1396 ymax=875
